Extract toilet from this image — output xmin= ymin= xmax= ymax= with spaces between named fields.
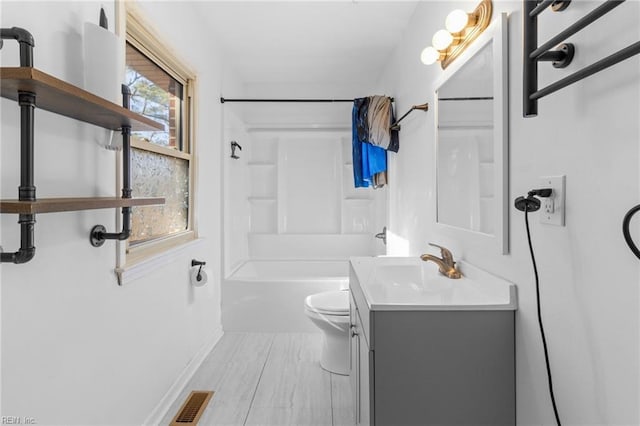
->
xmin=304 ymin=290 xmax=350 ymax=375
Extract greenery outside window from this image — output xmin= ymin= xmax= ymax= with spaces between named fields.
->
xmin=124 ymin=8 xmax=196 ymax=263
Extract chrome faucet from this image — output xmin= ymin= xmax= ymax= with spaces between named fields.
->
xmin=420 ymin=243 xmax=462 ymax=279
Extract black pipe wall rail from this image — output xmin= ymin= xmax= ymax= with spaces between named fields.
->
xmin=531 ymin=41 xmax=640 ymax=101
xmin=523 ymin=0 xmax=639 ymax=117
xmin=90 ymin=85 xmax=133 ymax=247
xmin=1 ymin=28 xmax=36 ymax=264
xmin=529 ymin=0 xmax=555 ymax=17
xmin=530 ymin=0 xmax=625 ymax=60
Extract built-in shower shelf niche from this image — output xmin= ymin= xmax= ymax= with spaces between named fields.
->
xmin=239 ymin=130 xmax=381 ymax=255
xmin=248 ymin=136 xmax=278 ymax=215
xmin=249 ymin=164 xmax=277 ymax=199
xmin=340 ymin=136 xmax=376 ymax=234
xmin=248 ymin=162 xmax=276 ymax=166
xmin=249 ymin=136 xmax=278 ymax=163
xmin=248 ymin=197 xmax=276 ymax=202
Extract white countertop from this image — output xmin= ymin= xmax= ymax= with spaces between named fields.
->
xmin=350 ymin=256 xmax=517 ymax=311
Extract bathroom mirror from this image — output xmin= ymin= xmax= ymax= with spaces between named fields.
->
xmin=434 ymin=13 xmax=508 ymax=254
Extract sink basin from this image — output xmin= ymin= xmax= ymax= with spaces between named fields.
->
xmin=350 ymin=256 xmax=517 ymax=311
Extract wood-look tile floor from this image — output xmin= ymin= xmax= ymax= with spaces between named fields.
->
xmin=161 ymin=333 xmax=354 ymax=426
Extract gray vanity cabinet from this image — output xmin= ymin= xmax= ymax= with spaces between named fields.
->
xmin=349 ymin=291 xmax=371 ymax=425
xmin=349 ymin=272 xmax=515 ymax=426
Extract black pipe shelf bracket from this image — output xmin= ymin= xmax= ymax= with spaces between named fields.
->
xmin=90 ymin=84 xmax=133 ymax=247
xmin=0 ymin=26 xmax=165 ymax=264
xmin=523 ymin=0 xmax=639 ymax=117
xmin=0 ymin=27 xmax=36 ymax=264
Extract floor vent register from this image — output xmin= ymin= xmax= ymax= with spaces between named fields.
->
xmin=170 ymin=391 xmax=214 ymax=426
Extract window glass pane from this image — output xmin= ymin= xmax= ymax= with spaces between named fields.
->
xmin=126 ymin=42 xmax=183 ymax=150
xmin=130 ymin=148 xmax=189 ymax=244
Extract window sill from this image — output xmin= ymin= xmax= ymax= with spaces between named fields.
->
xmin=116 ymin=237 xmax=205 ymax=285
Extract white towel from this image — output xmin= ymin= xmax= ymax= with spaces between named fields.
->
xmin=367 ymin=95 xmax=392 ymax=149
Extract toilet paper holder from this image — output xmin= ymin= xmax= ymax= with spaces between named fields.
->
xmin=191 ymin=259 xmax=206 ymax=282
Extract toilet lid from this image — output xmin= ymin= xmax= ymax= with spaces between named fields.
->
xmin=305 ymin=290 xmax=349 ymax=315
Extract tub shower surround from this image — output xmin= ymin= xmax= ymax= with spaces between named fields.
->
xmin=245 ymin=131 xmax=380 ymax=236
xmin=222 ymin=125 xmax=387 ymax=331
xmin=222 ymin=260 xmax=349 ymax=332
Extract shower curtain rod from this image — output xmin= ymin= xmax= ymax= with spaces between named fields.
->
xmin=221 ymin=97 xmax=427 ymax=131
xmin=220 ymin=97 xmax=394 ymax=103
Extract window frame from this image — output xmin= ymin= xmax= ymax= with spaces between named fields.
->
xmin=117 ymin=4 xmax=198 ymax=267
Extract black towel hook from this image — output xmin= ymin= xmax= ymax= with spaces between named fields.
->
xmin=230 ymin=141 xmax=242 ymax=159
xmin=191 ymin=259 xmax=206 ymax=281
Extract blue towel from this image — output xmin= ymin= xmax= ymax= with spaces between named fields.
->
xmin=352 ymin=98 xmax=387 ymax=188
xmin=361 ymin=143 xmax=387 ymax=187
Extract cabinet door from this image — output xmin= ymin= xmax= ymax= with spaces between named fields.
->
xmin=350 ymin=294 xmax=358 ymax=422
xmin=358 ymin=323 xmax=371 ymax=426
xmin=353 ymin=314 xmax=371 ymax=424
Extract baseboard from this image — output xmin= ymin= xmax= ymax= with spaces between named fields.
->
xmin=142 ymin=326 xmax=224 ymax=426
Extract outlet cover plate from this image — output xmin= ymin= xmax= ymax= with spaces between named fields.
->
xmin=540 ymin=175 xmax=565 ymax=226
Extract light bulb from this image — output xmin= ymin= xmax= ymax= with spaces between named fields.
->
xmin=432 ymin=30 xmax=454 ymax=51
xmin=420 ymin=46 xmax=441 ymax=65
xmin=445 ymin=9 xmax=470 ymax=33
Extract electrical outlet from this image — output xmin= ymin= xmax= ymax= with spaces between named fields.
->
xmin=540 ymin=175 xmax=565 ymax=226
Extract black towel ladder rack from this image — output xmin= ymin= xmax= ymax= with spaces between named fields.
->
xmin=523 ymin=0 xmax=640 ymax=117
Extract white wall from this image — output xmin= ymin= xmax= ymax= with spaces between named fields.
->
xmin=379 ymin=1 xmax=639 ymax=425
xmin=0 ymin=1 xmax=229 ymax=423
xmin=223 ymin=104 xmax=251 ymax=275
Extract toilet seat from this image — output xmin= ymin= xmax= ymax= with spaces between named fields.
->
xmin=304 ymin=290 xmax=349 ymax=316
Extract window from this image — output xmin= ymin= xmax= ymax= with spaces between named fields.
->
xmin=124 ymin=9 xmax=196 ymax=263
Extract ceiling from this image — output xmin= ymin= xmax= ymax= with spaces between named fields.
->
xmin=195 ymin=1 xmax=419 ymax=88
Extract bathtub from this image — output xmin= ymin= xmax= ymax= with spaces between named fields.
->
xmin=222 ymin=260 xmax=349 ymax=332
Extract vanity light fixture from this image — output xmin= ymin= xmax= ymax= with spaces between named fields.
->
xmin=445 ymin=9 xmax=478 ymax=34
xmin=432 ymin=29 xmax=456 ymax=51
xmin=420 ymin=0 xmax=492 ymax=69
xmin=420 ymin=46 xmax=445 ymax=65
